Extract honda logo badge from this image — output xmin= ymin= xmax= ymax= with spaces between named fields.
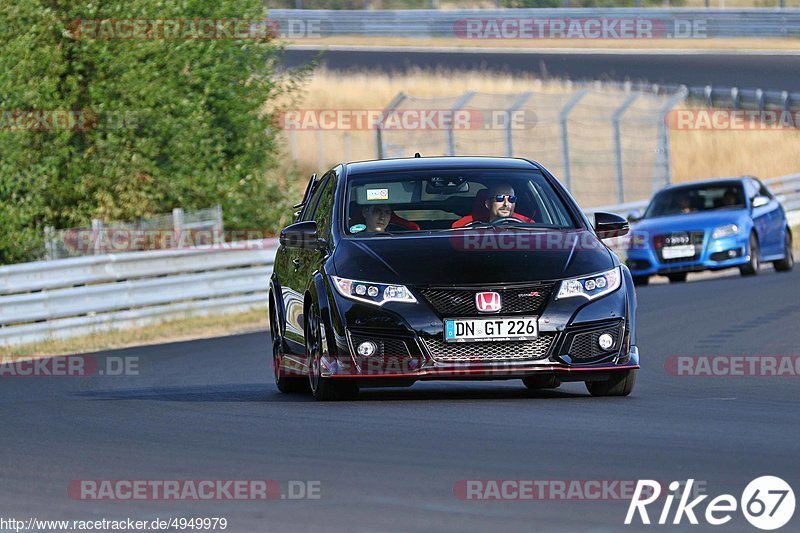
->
xmin=475 ymin=291 xmax=502 ymax=313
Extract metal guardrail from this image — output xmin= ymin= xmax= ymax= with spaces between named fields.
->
xmin=1 ymin=175 xmax=797 ymax=347
xmin=0 ymin=242 xmax=276 ymax=347
xmin=269 ymin=8 xmax=800 ymax=38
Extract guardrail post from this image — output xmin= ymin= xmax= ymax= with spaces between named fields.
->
xmin=704 ymin=85 xmax=713 ymax=108
xmin=213 ymin=205 xmax=224 ymax=234
xmin=91 ymin=219 xmax=104 ymax=255
xmin=612 ymin=93 xmax=639 ymax=204
xmin=447 ymin=92 xmax=475 ymax=156
xmin=504 ymin=92 xmax=532 ymax=157
xmin=44 ymin=226 xmax=56 ymax=261
xmin=172 ymin=208 xmax=184 ymax=249
xmin=376 ymin=92 xmax=406 ymax=159
xmin=731 ymin=87 xmax=740 ymax=110
xmin=559 ymin=89 xmax=587 ymax=192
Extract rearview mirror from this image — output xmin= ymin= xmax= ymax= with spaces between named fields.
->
xmin=594 ymin=211 xmax=630 ymax=240
xmin=751 ymin=195 xmax=770 ymax=208
xmin=280 ymin=221 xmax=325 ymax=250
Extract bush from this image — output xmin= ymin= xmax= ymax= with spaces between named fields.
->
xmin=0 ymin=0 xmax=290 ymax=264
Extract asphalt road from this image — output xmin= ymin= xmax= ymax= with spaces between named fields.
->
xmin=280 ymin=48 xmax=800 ymax=90
xmin=2 ymin=268 xmax=799 ymax=532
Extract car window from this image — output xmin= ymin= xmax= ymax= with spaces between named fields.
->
xmin=756 ymin=180 xmax=774 ymax=200
xmin=343 ymin=169 xmax=577 ymax=235
xmin=313 ymin=172 xmax=337 ymax=238
xmin=302 ymin=173 xmax=331 ymax=222
xmin=744 ymin=179 xmax=760 ymax=201
xmin=644 ymin=183 xmax=746 ymax=218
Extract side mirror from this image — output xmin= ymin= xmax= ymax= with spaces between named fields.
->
xmin=594 ymin=211 xmax=630 ymax=240
xmin=751 ymin=195 xmax=770 ymax=209
xmin=280 ymin=221 xmax=324 ymax=250
xmin=627 ymin=209 xmax=643 ymax=223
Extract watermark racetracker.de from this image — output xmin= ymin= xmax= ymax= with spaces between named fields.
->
xmin=665 ymin=355 xmax=800 ymax=377
xmin=279 ymin=108 xmax=535 ymax=131
xmin=453 ymin=17 xmax=707 ymax=40
xmin=0 ymin=355 xmax=139 ymax=377
xmin=68 ymin=479 xmax=321 ymax=501
xmin=69 ymin=18 xmax=321 ymax=40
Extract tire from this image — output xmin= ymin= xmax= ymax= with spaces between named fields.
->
xmin=740 ymin=233 xmax=760 ymax=276
xmin=270 ymin=298 xmax=308 ymax=394
xmin=522 ymin=375 xmax=560 ymax=390
xmin=667 ymin=272 xmax=687 ymax=283
xmin=632 ymin=276 xmax=649 ymax=286
xmin=773 ymin=231 xmax=794 ymax=272
xmin=306 ymin=305 xmax=358 ymax=401
xmin=585 ymin=369 xmax=637 ymax=397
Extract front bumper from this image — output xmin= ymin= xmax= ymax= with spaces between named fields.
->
xmin=318 ymin=279 xmax=638 ymax=384
xmin=626 ymin=234 xmax=749 ymax=276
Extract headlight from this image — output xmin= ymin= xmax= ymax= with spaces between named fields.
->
xmin=556 ymin=267 xmax=621 ymax=301
xmin=332 ymin=276 xmax=417 ymax=306
xmin=711 ymin=224 xmax=740 ymax=239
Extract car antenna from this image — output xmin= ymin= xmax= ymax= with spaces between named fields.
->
xmin=414 ymin=152 xmax=421 ymax=158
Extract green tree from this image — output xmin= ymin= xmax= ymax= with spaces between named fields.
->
xmin=0 ymin=0 xmax=289 ymax=263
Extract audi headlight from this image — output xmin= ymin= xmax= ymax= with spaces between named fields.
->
xmin=556 ymin=267 xmax=621 ymax=301
xmin=711 ymin=224 xmax=740 ymax=239
xmin=332 ymin=276 xmax=417 ymax=306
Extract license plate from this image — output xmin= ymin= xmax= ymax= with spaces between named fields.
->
xmin=662 ymin=244 xmax=695 ymax=259
xmin=444 ymin=316 xmax=538 ymax=343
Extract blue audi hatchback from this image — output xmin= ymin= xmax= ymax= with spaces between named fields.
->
xmin=626 ymin=177 xmax=794 ymax=284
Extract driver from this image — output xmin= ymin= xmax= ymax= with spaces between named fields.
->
xmin=486 ymin=183 xmax=517 ymax=222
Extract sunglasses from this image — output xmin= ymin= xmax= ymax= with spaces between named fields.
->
xmin=492 ymin=195 xmax=517 ymax=203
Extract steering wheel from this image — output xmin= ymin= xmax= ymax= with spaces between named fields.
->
xmin=490 ymin=217 xmax=524 ymax=225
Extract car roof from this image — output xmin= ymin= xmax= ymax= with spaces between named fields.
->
xmin=660 ymin=177 xmax=751 ymax=192
xmin=345 ymin=156 xmax=541 ymax=176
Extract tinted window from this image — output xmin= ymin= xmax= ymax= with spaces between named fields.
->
xmin=313 ymin=172 xmax=337 ymax=238
xmin=644 ymin=183 xmax=746 ymax=218
xmin=301 ymin=173 xmax=331 ymax=222
xmin=343 ymin=169 xmax=577 ymax=235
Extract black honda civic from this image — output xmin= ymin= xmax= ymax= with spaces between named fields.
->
xmin=269 ymin=156 xmax=639 ymax=400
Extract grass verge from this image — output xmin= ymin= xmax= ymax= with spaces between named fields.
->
xmin=0 ymin=308 xmax=269 ymax=360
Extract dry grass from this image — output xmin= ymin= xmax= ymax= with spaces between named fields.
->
xmin=274 ymin=68 xmax=800 ymax=192
xmin=287 ymin=36 xmax=800 ymax=51
xmin=0 ymin=308 xmax=269 ymax=360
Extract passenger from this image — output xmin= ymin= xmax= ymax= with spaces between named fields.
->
xmin=362 ymin=204 xmax=393 ymax=232
xmin=676 ymin=194 xmax=694 ymax=214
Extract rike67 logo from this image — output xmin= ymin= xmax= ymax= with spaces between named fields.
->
xmin=626 ymin=477 xmax=795 ymax=530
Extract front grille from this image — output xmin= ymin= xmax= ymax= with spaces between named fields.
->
xmin=419 ymin=283 xmax=554 ymax=317
xmin=421 ymin=334 xmax=555 ymax=363
xmin=656 ymin=231 xmax=705 ymax=263
xmin=563 ymin=321 xmax=623 ymax=362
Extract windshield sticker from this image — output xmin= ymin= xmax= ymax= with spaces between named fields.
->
xmin=366 ymin=188 xmax=389 ymax=201
xmin=349 ymin=224 xmax=366 ymax=233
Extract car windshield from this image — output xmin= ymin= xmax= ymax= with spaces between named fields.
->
xmin=644 ymin=183 xmax=746 ymax=218
xmin=343 ymin=169 xmax=578 ymax=235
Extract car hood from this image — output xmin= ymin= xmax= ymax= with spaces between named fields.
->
xmin=333 ymin=229 xmax=615 ymax=285
xmin=632 ymin=209 xmax=747 ymax=234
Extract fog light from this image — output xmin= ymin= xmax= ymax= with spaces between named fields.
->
xmin=598 ymin=333 xmax=615 ymax=351
xmin=357 ymin=341 xmax=377 ymax=357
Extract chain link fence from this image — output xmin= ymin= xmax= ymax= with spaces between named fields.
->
xmin=376 ymin=85 xmax=687 ymax=207
xmin=43 ymin=206 xmax=224 ymax=260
